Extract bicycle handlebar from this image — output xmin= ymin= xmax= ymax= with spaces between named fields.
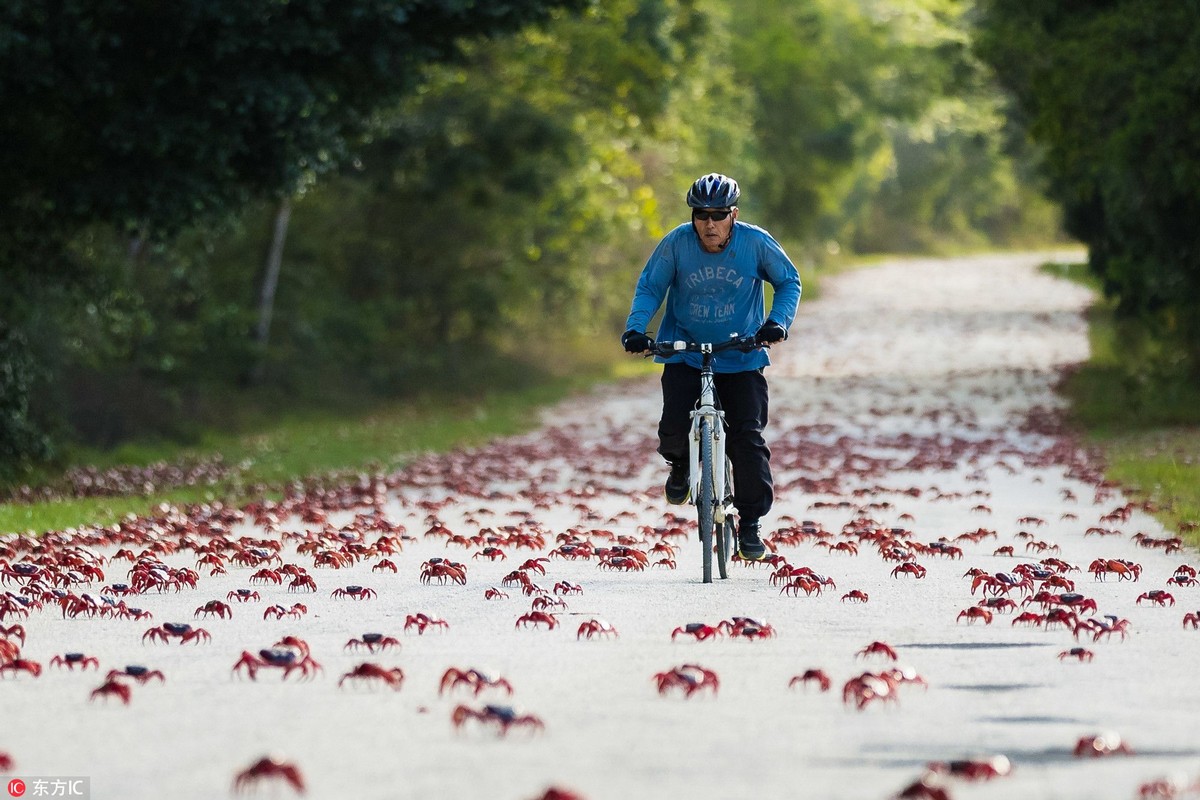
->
xmin=648 ymin=335 xmax=762 ymax=358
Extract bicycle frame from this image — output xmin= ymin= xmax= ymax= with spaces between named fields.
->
xmin=687 ymin=345 xmax=730 ymax=523
xmin=652 ymin=335 xmax=758 ymax=582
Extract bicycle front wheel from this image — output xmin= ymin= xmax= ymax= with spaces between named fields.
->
xmin=698 ymin=418 xmax=716 ymax=583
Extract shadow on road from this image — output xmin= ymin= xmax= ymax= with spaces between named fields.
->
xmin=899 ymin=640 xmax=1054 ymax=650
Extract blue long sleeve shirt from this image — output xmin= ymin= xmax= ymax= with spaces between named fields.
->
xmin=625 ymin=220 xmax=802 ymax=372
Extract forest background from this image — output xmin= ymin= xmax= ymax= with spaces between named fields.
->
xmin=2 ymin=0 xmax=1197 ymax=524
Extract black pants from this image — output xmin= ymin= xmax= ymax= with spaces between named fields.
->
xmin=657 ymin=362 xmax=773 ymax=521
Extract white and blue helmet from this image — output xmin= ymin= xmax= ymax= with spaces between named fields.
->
xmin=686 ymin=173 xmax=740 ymax=208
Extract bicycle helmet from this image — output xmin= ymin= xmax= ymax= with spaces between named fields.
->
xmin=686 ymin=173 xmax=740 ymax=208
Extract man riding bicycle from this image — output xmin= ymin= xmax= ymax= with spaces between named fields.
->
xmin=621 ymin=173 xmax=801 ymax=560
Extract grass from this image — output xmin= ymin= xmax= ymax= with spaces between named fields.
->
xmin=1045 ymin=261 xmax=1200 ymax=542
xmin=0 ymin=361 xmax=640 ymax=535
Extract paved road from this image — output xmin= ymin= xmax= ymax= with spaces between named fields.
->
xmin=4 ymin=252 xmax=1198 ymax=800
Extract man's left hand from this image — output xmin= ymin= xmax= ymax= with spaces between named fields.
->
xmin=755 ymin=320 xmax=788 ymax=345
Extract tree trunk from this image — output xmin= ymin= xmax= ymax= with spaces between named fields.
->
xmin=248 ymin=197 xmax=292 ymax=385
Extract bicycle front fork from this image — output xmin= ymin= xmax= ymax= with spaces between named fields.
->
xmin=689 ymin=406 xmax=730 ymax=520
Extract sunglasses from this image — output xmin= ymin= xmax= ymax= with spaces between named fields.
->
xmin=692 ymin=208 xmax=733 ymax=221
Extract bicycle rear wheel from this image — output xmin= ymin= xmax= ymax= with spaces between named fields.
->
xmin=697 ymin=419 xmax=715 ymax=583
xmin=715 ymin=491 xmax=734 ymax=578
xmin=720 ymin=455 xmax=739 ymax=575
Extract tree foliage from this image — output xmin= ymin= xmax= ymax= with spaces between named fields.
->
xmin=0 ymin=0 xmax=586 ymax=249
xmin=975 ymin=0 xmax=1200 ymax=368
xmin=0 ymin=0 xmax=587 ymax=476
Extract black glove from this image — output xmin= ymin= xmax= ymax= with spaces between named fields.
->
xmin=755 ymin=320 xmax=788 ymax=345
xmin=621 ymin=329 xmax=653 ymax=353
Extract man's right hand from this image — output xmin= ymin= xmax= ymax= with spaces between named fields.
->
xmin=621 ymin=329 xmax=652 ymax=353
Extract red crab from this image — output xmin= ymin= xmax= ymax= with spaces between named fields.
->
xmin=195 ymin=600 xmax=233 ymax=619
xmin=531 ymin=789 xmax=584 ymax=800
xmin=720 ymin=617 xmax=776 ymax=639
xmin=1050 ymin=592 xmax=1098 ymax=615
xmin=404 ymin=613 xmax=449 ymax=634
xmin=531 ymin=595 xmax=567 ymax=612
xmin=50 ymin=652 xmax=100 ymax=670
xmin=439 ymin=667 xmax=514 ymax=697
xmin=344 ymin=633 xmax=401 ymax=653
xmin=671 ymin=623 xmax=721 ymax=642
xmin=576 ymin=619 xmax=618 ymax=640
xmin=1088 ymin=558 xmax=1140 ymax=581
xmin=515 ymin=611 xmax=558 ymax=630
xmin=654 ymin=664 xmax=719 ymax=698
xmin=233 ymin=756 xmax=305 ymax=795
xmin=1059 ymin=647 xmax=1094 ymax=662
xmin=978 ymin=597 xmax=1018 ymax=613
xmin=0 ymin=658 xmax=42 ymax=678
xmin=519 ymin=558 xmax=549 ymax=575
xmin=473 ymin=547 xmax=507 ymax=561
xmin=110 ymin=602 xmax=153 ymax=621
xmin=841 ymin=590 xmax=869 ymax=603
xmin=788 ymin=669 xmax=831 ymax=692
xmin=263 ymin=603 xmax=307 ymax=620
xmin=1088 ymin=616 xmax=1131 ymax=642
xmin=249 ymin=569 xmax=283 ymax=585
xmin=957 ymin=607 xmax=993 ymax=625
xmin=2 ymin=623 xmax=28 ymax=646
xmin=1184 ymin=611 xmax=1200 ymax=629
xmin=421 ymin=559 xmax=467 ymax=585
xmin=828 ymin=541 xmax=859 ymax=556
xmin=232 ymin=646 xmax=322 ymax=681
xmin=1074 ymin=732 xmax=1133 ymax=757
xmin=1136 ymin=590 xmax=1176 ymax=607
xmin=484 ymin=587 xmax=509 ymax=600
xmin=1011 ymin=612 xmax=1044 ymax=627
xmin=780 ymin=575 xmax=824 ymax=597
xmin=288 ymin=575 xmax=317 ymax=593
xmin=106 ymin=665 xmax=165 ymax=684
xmin=553 ymin=581 xmax=583 ymax=595
xmin=893 ymin=775 xmax=951 ymax=800
xmin=842 ymin=671 xmax=900 ymax=711
xmin=89 ymin=677 xmax=132 ymax=705
xmin=1044 ymin=608 xmax=1078 ymax=630
xmin=926 ymin=755 xmax=1011 ymax=781
xmin=339 ymin=663 xmax=405 ymax=690
xmin=195 ymin=553 xmax=227 ymax=572
xmin=891 ymin=563 xmax=927 ymax=579
xmin=597 ymin=555 xmax=645 ymax=571
xmin=331 ymin=585 xmax=377 ymax=600
xmin=227 ymin=589 xmax=261 ymax=603
xmin=451 ymin=704 xmax=544 ymax=736
xmin=142 ymin=622 xmax=211 ymax=645
xmin=0 ymin=562 xmax=42 ymax=585
xmin=371 ymin=559 xmax=399 ymax=573
xmin=857 ymin=641 xmax=899 ymax=661
xmin=502 ymin=570 xmax=534 ymax=588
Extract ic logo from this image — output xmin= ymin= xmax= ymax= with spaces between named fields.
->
xmin=6 ymin=779 xmax=25 ymax=798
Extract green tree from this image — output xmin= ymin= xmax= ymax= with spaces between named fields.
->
xmin=0 ymin=0 xmax=586 ymax=474
xmin=219 ymin=0 xmax=712 ymax=392
xmin=976 ymin=0 xmax=1200 ymax=368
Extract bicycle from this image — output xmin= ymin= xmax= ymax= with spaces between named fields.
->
xmin=650 ymin=334 xmax=761 ymax=583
